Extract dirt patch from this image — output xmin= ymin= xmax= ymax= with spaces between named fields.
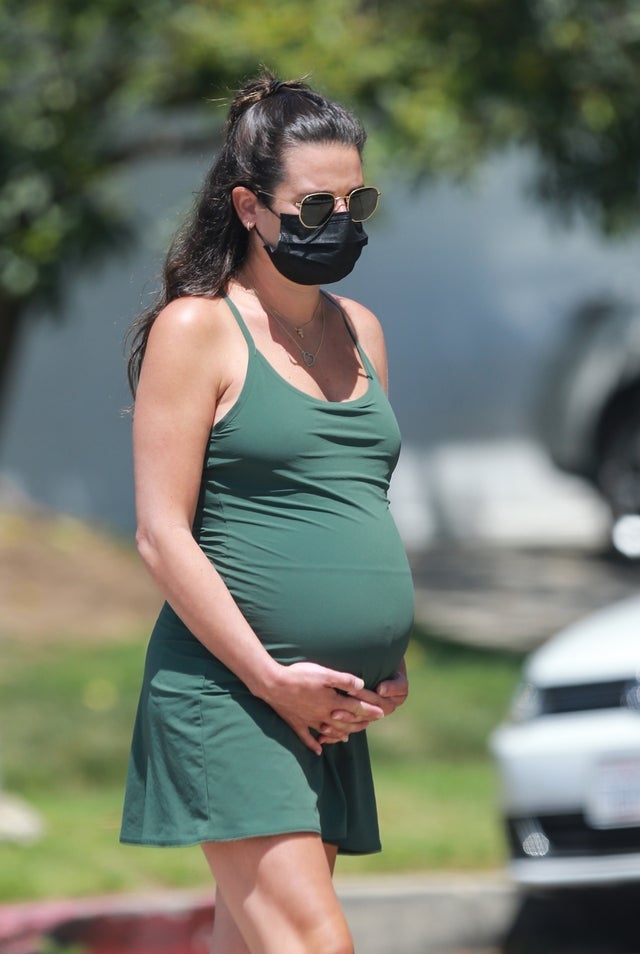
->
xmin=1 ymin=509 xmax=161 ymax=643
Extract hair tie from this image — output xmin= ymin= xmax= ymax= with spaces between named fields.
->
xmin=270 ymin=80 xmax=287 ymax=95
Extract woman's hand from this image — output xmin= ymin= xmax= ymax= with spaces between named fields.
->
xmin=257 ymin=661 xmax=385 ymax=755
xmin=317 ymin=658 xmax=409 ymax=745
xmin=374 ymin=658 xmax=410 ymax=714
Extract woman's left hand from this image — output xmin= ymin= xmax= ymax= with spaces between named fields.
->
xmin=373 ymin=657 xmax=409 ymax=714
xmin=318 ymin=657 xmax=409 ymax=745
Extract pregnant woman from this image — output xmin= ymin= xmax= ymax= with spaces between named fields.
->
xmin=120 ymin=71 xmax=415 ymax=954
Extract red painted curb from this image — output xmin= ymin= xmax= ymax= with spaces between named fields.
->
xmin=0 ymin=890 xmax=215 ymax=954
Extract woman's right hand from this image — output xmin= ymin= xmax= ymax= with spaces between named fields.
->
xmin=257 ymin=661 xmax=385 ymax=755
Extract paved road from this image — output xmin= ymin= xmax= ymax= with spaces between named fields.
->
xmin=411 ymin=544 xmax=640 ymax=650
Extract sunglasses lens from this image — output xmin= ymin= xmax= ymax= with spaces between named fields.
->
xmin=297 ymin=188 xmax=380 ymax=227
xmin=349 ymin=187 xmax=380 ymax=222
xmin=299 ymin=193 xmax=335 ymax=227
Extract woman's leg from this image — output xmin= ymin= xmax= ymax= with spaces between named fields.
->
xmin=209 ymin=888 xmax=251 ymax=954
xmin=203 ymin=833 xmax=352 ymax=954
xmin=209 ymin=841 xmax=341 ymax=954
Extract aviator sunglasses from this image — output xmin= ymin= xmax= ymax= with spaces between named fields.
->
xmin=257 ymin=186 xmax=381 ymax=229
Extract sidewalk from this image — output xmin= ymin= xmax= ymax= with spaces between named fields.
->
xmin=337 ymin=872 xmax=517 ymax=953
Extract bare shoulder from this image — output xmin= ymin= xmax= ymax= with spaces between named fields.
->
xmin=329 ymin=294 xmax=389 ymax=389
xmin=145 ymin=296 xmax=241 ymax=375
xmin=149 ymin=296 xmax=232 ymax=350
xmin=138 ymin=296 xmax=244 ymax=412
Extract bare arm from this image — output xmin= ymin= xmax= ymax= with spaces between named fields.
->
xmin=132 ymin=297 xmax=383 ymax=754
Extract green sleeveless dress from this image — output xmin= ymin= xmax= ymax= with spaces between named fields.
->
xmin=120 ymin=295 xmax=414 ymax=854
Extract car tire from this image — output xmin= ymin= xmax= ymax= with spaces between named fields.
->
xmin=597 ymin=399 xmax=640 ymax=556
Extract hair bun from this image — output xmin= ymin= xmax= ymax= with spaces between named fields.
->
xmin=225 ymin=71 xmax=311 ymax=134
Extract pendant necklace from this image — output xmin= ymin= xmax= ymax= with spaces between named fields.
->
xmin=291 ymin=306 xmax=319 ymax=339
xmin=268 ymin=307 xmax=326 ymax=367
xmin=250 ymin=289 xmax=326 ymax=367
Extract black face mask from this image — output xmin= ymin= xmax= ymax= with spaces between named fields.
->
xmin=255 ymin=212 xmax=368 ymax=286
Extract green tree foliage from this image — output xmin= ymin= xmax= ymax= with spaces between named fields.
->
xmin=1 ymin=0 xmax=639 ymax=416
xmin=365 ymin=0 xmax=640 ymax=233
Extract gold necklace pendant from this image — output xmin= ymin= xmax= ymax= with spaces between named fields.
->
xmin=250 ymin=287 xmax=326 ymax=365
xmin=269 ymin=309 xmax=326 ymax=367
xmin=293 ymin=303 xmax=320 ymax=338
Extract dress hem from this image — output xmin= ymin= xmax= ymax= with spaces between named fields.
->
xmin=119 ymin=823 xmax=381 ymax=856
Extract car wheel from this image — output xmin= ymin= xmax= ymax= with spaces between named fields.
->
xmin=597 ymin=403 xmax=640 ymax=556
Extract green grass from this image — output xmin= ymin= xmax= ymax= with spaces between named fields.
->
xmin=0 ymin=628 xmax=524 ymax=901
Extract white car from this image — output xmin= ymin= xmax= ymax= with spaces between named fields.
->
xmin=490 ymin=595 xmax=640 ymax=888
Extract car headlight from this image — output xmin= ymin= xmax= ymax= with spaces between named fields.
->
xmin=509 ymin=680 xmax=542 ymax=723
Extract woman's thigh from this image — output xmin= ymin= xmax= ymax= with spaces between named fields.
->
xmin=202 ymin=833 xmax=352 ymax=954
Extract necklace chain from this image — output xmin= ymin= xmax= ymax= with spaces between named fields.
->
xmin=268 ymin=306 xmax=326 ymax=367
xmin=250 ymin=289 xmax=326 ymax=367
xmin=267 ymin=296 xmax=321 ymax=339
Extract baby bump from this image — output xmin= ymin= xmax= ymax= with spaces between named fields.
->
xmin=227 ymin=561 xmax=415 ymax=689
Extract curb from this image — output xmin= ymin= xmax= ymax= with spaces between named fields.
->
xmin=0 ymin=890 xmax=215 ymax=954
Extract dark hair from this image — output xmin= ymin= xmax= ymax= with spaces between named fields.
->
xmin=126 ymin=70 xmax=366 ymax=394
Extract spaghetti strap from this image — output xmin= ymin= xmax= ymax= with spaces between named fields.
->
xmin=222 ymin=294 xmax=256 ymax=351
xmin=322 ymin=292 xmax=377 ymax=382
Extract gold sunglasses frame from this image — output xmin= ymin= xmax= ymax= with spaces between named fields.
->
xmin=257 ymin=186 xmax=381 ymax=229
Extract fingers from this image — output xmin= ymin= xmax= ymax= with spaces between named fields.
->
xmin=375 ymin=686 xmax=407 ymax=715
xmin=374 ymin=666 xmax=409 ymax=712
xmin=372 ymin=692 xmax=406 ymax=717
xmin=377 ymin=681 xmax=408 ymax=702
xmin=347 ymin=686 xmax=385 ymax=702
xmin=341 ymin=687 xmax=391 ymax=717
xmin=293 ymin=724 xmax=323 ymax=756
xmin=317 ymin=731 xmax=349 ymax=745
xmin=317 ymin=707 xmax=376 ymax=744
xmin=376 ymin=659 xmax=408 ymax=700
xmin=330 ymin=705 xmax=382 ymax=723
xmin=318 ymin=703 xmax=380 ymax=744
xmin=326 ymin=669 xmax=365 ymax=694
